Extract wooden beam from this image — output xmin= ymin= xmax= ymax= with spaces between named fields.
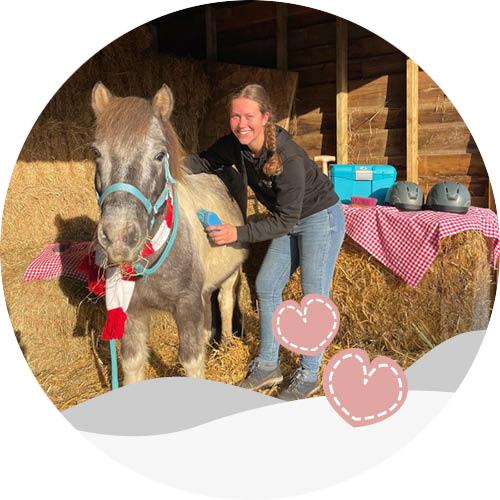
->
xmin=276 ymin=3 xmax=288 ymax=70
xmin=336 ymin=17 xmax=348 ymax=164
xmin=205 ymin=5 xmax=217 ymax=83
xmin=489 ymin=180 xmax=496 ymax=212
xmin=215 ymin=2 xmax=309 ymax=32
xmin=406 ymin=59 xmax=419 ymax=183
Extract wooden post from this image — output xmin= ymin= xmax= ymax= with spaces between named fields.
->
xmin=336 ymin=17 xmax=348 ymax=164
xmin=205 ymin=5 xmax=217 ymax=84
xmin=488 ymin=180 xmax=496 ymax=212
xmin=276 ymin=3 xmax=288 ymax=70
xmin=406 ymin=59 xmax=419 ymax=183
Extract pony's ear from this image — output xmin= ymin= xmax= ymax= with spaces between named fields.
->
xmin=91 ymin=82 xmax=114 ymax=117
xmin=153 ymin=84 xmax=174 ymax=121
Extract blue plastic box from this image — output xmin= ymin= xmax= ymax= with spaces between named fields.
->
xmin=330 ymin=165 xmax=397 ymax=205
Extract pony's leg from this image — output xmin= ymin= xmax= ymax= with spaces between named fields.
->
xmin=175 ymin=295 xmax=206 ymax=379
xmin=202 ymin=291 xmax=213 ymax=345
xmin=120 ymin=309 xmax=151 ymax=386
xmin=218 ymin=269 xmax=239 ymax=344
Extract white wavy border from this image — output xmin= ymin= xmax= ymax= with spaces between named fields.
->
xmin=82 ymin=392 xmax=452 ymax=499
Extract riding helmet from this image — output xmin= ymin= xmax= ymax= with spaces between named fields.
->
xmin=385 ymin=181 xmax=424 ymax=211
xmin=425 ymin=181 xmax=471 ymax=214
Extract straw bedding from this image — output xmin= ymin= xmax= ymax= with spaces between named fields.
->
xmin=1 ymin=26 xmax=495 ymax=411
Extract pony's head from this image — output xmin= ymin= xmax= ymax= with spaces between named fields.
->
xmin=91 ymin=82 xmax=184 ymax=264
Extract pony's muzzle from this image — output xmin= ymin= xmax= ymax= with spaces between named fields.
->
xmin=97 ymin=219 xmax=143 ymax=263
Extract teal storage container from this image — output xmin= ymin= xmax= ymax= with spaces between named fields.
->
xmin=330 ymin=165 xmax=397 ymax=204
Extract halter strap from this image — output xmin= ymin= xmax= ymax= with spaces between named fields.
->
xmin=97 ymin=154 xmax=175 ymax=224
xmin=134 ymin=184 xmax=179 ymax=279
xmin=99 ymin=184 xmax=153 ymax=213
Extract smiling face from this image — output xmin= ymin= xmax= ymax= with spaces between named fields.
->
xmin=229 ymin=97 xmax=270 ymax=155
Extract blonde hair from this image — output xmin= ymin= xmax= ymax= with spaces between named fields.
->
xmin=228 ymin=84 xmax=283 ymax=176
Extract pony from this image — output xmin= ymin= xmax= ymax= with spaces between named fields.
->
xmin=91 ymin=82 xmax=248 ymax=385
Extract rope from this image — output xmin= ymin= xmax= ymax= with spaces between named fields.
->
xmin=110 ymin=339 xmax=119 ymax=390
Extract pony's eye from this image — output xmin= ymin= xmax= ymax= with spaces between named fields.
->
xmin=91 ymin=146 xmax=101 ymax=158
xmin=154 ymin=152 xmax=166 ymax=162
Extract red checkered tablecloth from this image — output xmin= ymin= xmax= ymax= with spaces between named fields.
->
xmin=343 ymin=205 xmax=500 ymax=287
xmin=24 ymin=241 xmax=91 ymax=282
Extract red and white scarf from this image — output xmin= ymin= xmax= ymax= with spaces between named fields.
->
xmin=77 ymin=197 xmax=174 ymax=340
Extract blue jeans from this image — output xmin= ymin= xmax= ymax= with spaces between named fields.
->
xmin=255 ymin=201 xmax=345 ymax=381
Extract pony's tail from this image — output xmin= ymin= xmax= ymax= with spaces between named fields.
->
xmin=263 ymin=122 xmax=283 ymax=177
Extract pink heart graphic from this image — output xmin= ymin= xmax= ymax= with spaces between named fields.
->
xmin=272 ymin=294 xmax=340 ymax=356
xmin=322 ymin=348 xmax=408 ymax=427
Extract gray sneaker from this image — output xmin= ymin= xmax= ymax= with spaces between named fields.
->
xmin=277 ymin=369 xmax=321 ymax=401
xmin=239 ymin=358 xmax=283 ymax=390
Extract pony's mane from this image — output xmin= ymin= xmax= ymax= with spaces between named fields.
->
xmin=96 ymin=95 xmax=185 ymax=182
xmin=161 ymin=117 xmax=185 ymax=183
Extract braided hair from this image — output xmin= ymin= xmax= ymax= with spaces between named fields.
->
xmin=228 ymin=84 xmax=283 ymax=176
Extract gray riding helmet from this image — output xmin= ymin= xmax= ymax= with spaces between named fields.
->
xmin=425 ymin=181 xmax=471 ymax=214
xmin=385 ymin=181 xmax=424 ymax=211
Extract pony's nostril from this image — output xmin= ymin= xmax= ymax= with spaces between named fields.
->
xmin=97 ymin=224 xmax=110 ymax=247
xmin=103 ymin=227 xmax=112 ymax=243
xmin=126 ymin=223 xmax=140 ymax=247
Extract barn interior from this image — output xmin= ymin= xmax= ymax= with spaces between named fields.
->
xmin=1 ymin=1 xmax=497 ymax=410
xmin=151 ymin=1 xmax=493 ymax=207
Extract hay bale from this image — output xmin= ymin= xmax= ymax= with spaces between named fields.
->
xmin=98 ymin=24 xmax=154 ymax=62
xmin=2 ymin=160 xmax=98 ymax=253
xmin=281 ymin=231 xmax=494 ymax=371
xmin=36 ymin=24 xmax=154 ymax=127
xmin=18 ymin=120 xmax=94 ymax=163
xmin=1 ymin=155 xmax=100 ymax=410
xmin=35 ymin=25 xmax=210 ymax=153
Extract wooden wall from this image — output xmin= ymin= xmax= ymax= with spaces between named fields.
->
xmin=417 ymin=72 xmax=488 ymax=206
xmin=150 ymin=1 xmax=490 ymax=207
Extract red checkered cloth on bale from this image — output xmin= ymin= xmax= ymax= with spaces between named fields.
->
xmin=23 ymin=241 xmax=92 ymax=283
xmin=343 ymin=205 xmax=500 ymax=287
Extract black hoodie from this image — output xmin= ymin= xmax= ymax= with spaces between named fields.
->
xmin=185 ymin=126 xmax=339 ymax=244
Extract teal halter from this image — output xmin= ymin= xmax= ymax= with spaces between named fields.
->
xmin=98 ymin=153 xmax=176 ymax=231
xmin=96 ymin=153 xmax=179 ymax=279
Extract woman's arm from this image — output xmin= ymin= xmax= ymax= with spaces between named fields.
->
xmin=208 ymin=155 xmax=305 ymax=245
xmin=184 ymin=134 xmax=239 ymax=174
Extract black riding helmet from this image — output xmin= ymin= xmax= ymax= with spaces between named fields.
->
xmin=385 ymin=181 xmax=424 ymax=211
xmin=425 ymin=181 xmax=471 ymax=214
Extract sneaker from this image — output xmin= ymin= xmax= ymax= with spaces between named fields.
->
xmin=277 ymin=369 xmax=321 ymax=401
xmin=239 ymin=358 xmax=283 ymax=390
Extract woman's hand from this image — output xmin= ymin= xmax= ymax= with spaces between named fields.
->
xmin=206 ymin=222 xmax=238 ymax=245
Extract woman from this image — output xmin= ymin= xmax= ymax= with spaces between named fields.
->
xmin=186 ymin=84 xmax=345 ymax=400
